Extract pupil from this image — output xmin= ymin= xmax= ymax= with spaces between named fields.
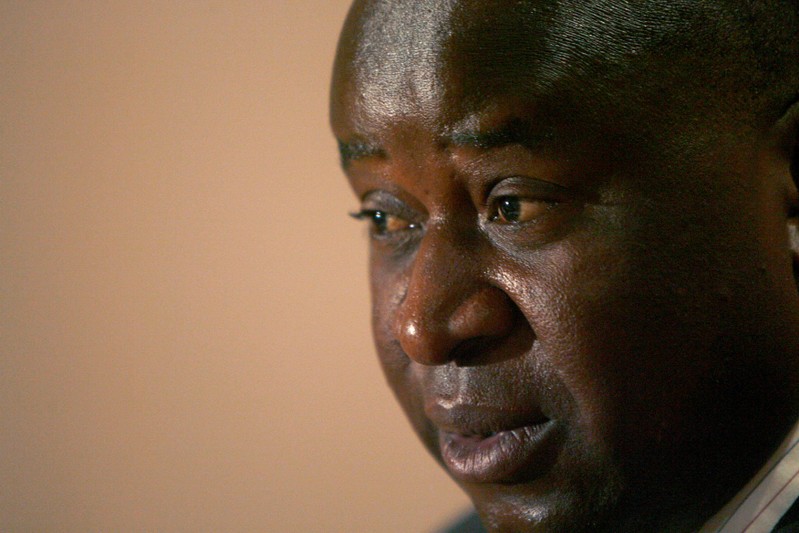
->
xmin=499 ymin=198 xmax=520 ymax=221
xmin=373 ymin=211 xmax=387 ymax=232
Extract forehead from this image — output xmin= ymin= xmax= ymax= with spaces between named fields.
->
xmin=331 ymin=0 xmax=751 ymax=144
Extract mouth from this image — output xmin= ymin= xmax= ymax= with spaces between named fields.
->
xmin=432 ymin=406 xmax=561 ymax=484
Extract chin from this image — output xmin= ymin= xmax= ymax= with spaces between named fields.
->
xmin=468 ymin=485 xmax=608 ymax=532
xmin=447 ymin=459 xmax=615 ymax=532
xmin=454 ymin=463 xmax=712 ymax=533
xmin=470 ymin=487 xmax=718 ymax=533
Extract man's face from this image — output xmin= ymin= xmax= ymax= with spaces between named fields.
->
xmin=331 ymin=1 xmax=799 ymax=530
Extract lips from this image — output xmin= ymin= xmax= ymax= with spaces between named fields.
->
xmin=428 ymin=403 xmax=562 ymax=484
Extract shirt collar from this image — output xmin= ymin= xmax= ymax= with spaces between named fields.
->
xmin=700 ymin=419 xmax=799 ymax=533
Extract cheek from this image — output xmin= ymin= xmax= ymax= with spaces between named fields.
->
xmin=528 ymin=220 xmax=779 ymax=490
xmin=369 ymin=256 xmax=414 ymax=387
xmin=510 ymin=252 xmax=621 ymax=454
xmin=512 ymin=236 xmax=720 ymax=459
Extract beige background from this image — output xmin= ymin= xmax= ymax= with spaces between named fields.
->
xmin=1 ymin=2 xmax=470 ymax=531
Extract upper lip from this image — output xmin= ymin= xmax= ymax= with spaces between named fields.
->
xmin=426 ymin=401 xmax=550 ymax=437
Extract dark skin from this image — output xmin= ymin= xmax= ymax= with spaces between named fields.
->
xmin=331 ymin=1 xmax=799 ymax=531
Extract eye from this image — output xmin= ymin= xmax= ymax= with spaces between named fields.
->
xmin=350 ymin=209 xmax=417 ymax=235
xmin=490 ymin=196 xmax=550 ymax=224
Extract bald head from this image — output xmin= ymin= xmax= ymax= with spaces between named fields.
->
xmin=333 ymin=0 xmax=799 ymax=130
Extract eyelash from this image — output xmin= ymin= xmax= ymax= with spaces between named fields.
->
xmin=350 ymin=209 xmax=419 ymax=237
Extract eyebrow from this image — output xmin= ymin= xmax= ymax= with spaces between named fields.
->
xmin=445 ymin=118 xmax=555 ymax=151
xmin=337 ymin=139 xmax=385 ymax=167
xmin=336 ymin=118 xmax=554 ymax=167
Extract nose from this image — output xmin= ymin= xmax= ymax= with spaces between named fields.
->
xmin=393 ymin=224 xmax=517 ymax=365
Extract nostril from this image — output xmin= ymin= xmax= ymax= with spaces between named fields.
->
xmin=448 ymin=336 xmax=495 ymax=365
xmin=448 ymin=324 xmax=531 ymax=367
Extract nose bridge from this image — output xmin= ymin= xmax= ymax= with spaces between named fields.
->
xmin=408 ymin=218 xmax=473 ymax=315
xmin=394 ymin=219 xmax=514 ymax=365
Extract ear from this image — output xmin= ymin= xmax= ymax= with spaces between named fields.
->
xmin=789 ymin=211 xmax=799 ymax=286
xmin=777 ymin=99 xmax=799 ymax=281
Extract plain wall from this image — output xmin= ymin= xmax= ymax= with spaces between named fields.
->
xmin=1 ymin=2 xmax=470 ymax=531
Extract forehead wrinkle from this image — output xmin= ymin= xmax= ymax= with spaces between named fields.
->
xmin=441 ymin=1 xmax=750 ymax=113
xmin=334 ymin=0 xmax=764 ymax=164
xmin=537 ymin=0 xmax=751 ymax=93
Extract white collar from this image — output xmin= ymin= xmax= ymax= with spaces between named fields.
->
xmin=700 ymin=419 xmax=799 ymax=533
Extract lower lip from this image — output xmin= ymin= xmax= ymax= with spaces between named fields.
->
xmin=439 ymin=421 xmax=560 ymax=484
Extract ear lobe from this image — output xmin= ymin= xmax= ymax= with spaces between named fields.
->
xmin=789 ymin=159 xmax=799 ymax=287
xmin=776 ymin=99 xmax=799 ymax=283
xmin=789 ymin=216 xmax=799 ymax=290
xmin=789 ymin=216 xmax=799 ymax=259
